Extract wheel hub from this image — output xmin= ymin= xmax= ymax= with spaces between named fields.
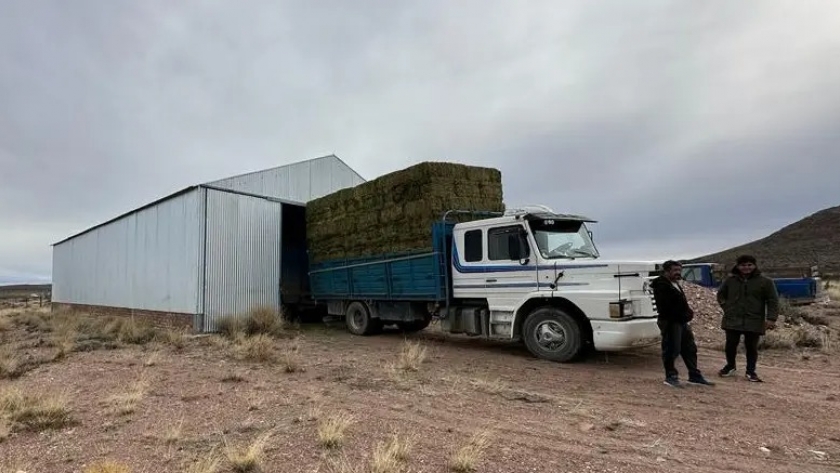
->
xmin=536 ymin=321 xmax=567 ymax=351
xmin=349 ymin=308 xmax=365 ymax=329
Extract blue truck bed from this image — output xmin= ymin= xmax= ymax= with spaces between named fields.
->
xmin=307 ymin=222 xmax=453 ymax=302
xmin=773 ymin=277 xmax=818 ymax=302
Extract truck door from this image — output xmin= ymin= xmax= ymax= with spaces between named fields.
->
xmin=483 ymin=224 xmax=538 ymax=311
xmin=451 ymin=228 xmax=487 ymax=300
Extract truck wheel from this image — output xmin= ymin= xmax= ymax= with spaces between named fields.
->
xmin=345 ymin=301 xmax=380 ymax=336
xmin=522 ymin=307 xmax=583 ymax=362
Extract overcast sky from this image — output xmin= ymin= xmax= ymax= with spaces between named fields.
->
xmin=2 ymin=1 xmax=839 ymax=284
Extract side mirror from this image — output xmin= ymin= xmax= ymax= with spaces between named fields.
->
xmin=508 ymin=234 xmax=530 ymax=265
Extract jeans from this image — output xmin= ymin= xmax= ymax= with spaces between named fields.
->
xmin=659 ymin=320 xmax=702 ymax=380
xmin=724 ymin=329 xmax=761 ymax=374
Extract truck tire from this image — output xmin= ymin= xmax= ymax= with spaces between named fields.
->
xmin=345 ymin=301 xmax=380 ymax=336
xmin=522 ymin=307 xmax=583 ymax=362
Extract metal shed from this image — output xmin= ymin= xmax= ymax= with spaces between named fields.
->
xmin=50 ymin=155 xmax=365 ymax=332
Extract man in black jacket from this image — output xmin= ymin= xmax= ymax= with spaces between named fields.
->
xmin=651 ymin=260 xmax=714 ymax=388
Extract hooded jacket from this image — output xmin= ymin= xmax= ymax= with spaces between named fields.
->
xmin=716 ymin=265 xmax=779 ymax=334
xmin=650 ymin=275 xmax=694 ymax=323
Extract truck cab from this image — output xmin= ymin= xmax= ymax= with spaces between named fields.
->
xmin=438 ymin=206 xmax=661 ymax=362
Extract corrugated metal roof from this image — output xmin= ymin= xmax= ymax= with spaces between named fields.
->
xmin=205 ymin=154 xmax=366 ymax=203
xmin=205 ymin=153 xmax=366 ymax=186
xmin=51 ymin=185 xmax=200 ymax=247
xmin=52 ymin=154 xmax=363 ymax=247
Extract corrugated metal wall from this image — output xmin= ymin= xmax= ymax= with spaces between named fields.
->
xmin=206 ymin=155 xmax=365 ymax=203
xmin=202 ymin=188 xmax=283 ymax=332
xmin=51 ymin=188 xmax=204 ymax=314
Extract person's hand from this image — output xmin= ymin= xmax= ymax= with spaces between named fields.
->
xmin=765 ymin=320 xmax=777 ymax=330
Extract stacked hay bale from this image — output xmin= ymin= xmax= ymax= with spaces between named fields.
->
xmin=306 ymin=161 xmax=505 ymax=263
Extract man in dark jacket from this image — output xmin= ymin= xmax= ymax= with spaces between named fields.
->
xmin=651 ymin=260 xmax=714 ymax=388
xmin=716 ymin=254 xmax=780 ymax=382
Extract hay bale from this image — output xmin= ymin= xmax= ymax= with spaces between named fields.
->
xmin=306 ymin=161 xmax=505 ymax=263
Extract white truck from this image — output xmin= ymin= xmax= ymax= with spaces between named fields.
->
xmin=306 ymin=205 xmax=661 ymax=362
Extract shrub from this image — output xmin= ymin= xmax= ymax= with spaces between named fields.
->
xmin=0 ymin=387 xmax=74 ymax=432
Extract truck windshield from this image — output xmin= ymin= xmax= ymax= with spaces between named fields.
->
xmin=529 ymin=219 xmax=599 ymax=259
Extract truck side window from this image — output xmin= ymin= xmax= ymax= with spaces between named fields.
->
xmin=488 ymin=226 xmax=529 ymax=261
xmin=464 ymin=230 xmax=483 ymax=262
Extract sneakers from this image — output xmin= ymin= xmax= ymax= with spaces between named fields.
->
xmin=718 ymin=365 xmax=737 ymax=377
xmin=688 ymin=376 xmax=715 ymax=386
xmin=663 ymin=377 xmax=683 ymax=388
xmin=717 ymin=365 xmax=764 ymax=382
xmin=745 ymin=372 xmax=764 ymax=383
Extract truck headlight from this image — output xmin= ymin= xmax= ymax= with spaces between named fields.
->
xmin=609 ymin=300 xmax=634 ymax=318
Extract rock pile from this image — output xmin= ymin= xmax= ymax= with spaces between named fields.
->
xmin=682 ymin=282 xmax=725 ymax=346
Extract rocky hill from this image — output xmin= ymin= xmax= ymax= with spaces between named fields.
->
xmin=689 ymin=205 xmax=840 ymax=277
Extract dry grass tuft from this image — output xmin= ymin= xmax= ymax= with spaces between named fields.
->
xmin=0 ymin=387 xmax=74 ymax=432
xmin=217 ymin=306 xmax=291 ymax=340
xmin=245 ymin=306 xmax=288 ymax=337
xmin=8 ymin=309 xmax=169 ymax=354
xmin=779 ymin=298 xmax=809 ymax=325
xmin=321 ymin=455 xmax=361 ymax=473
xmin=83 ymin=460 xmax=132 ymax=473
xmin=50 ymin=313 xmax=80 ymax=346
xmin=204 ymin=335 xmax=232 ymax=351
xmin=761 ymin=324 xmax=827 ymax=350
xmin=16 ymin=311 xmax=50 ymax=332
xmin=221 ymin=371 xmax=247 ymax=383
xmin=214 ymin=309 xmax=304 ymax=366
xmin=394 ymin=340 xmax=427 ymax=372
xmin=159 ymin=327 xmax=188 ymax=350
xmin=280 ymin=340 xmax=304 ymax=373
xmin=801 ymin=311 xmax=831 ymax=327
xmin=216 ymin=315 xmax=247 ymax=339
xmin=449 ymin=430 xmax=492 ymax=473
xmin=0 ymin=419 xmax=10 ymax=442
xmin=144 ymin=350 xmax=163 ymax=367
xmin=0 ymin=314 xmax=12 ymax=332
xmin=0 ymin=346 xmax=21 ymax=379
xmin=469 ymin=377 xmax=508 ymax=395
xmin=825 ymin=283 xmax=840 ymax=302
xmin=233 ymin=334 xmax=278 ymax=363
xmin=184 ymin=451 xmax=223 ymax=473
xmin=822 ymin=332 xmax=834 ymax=354
xmin=115 ymin=317 xmax=157 ymax=344
xmin=370 ymin=432 xmax=414 ymax=473
xmin=225 ymin=431 xmax=272 ymax=472
xmin=164 ymin=418 xmax=184 ymax=445
xmin=318 ymin=411 xmax=354 ymax=449
xmin=106 ymin=371 xmax=152 ymax=415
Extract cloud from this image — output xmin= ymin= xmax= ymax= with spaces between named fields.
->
xmin=1 ymin=0 xmax=840 ymax=282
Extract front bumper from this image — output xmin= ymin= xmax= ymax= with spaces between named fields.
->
xmin=591 ymin=317 xmax=661 ymax=351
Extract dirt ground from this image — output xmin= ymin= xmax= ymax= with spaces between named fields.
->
xmin=1 ymin=302 xmax=839 ymax=473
